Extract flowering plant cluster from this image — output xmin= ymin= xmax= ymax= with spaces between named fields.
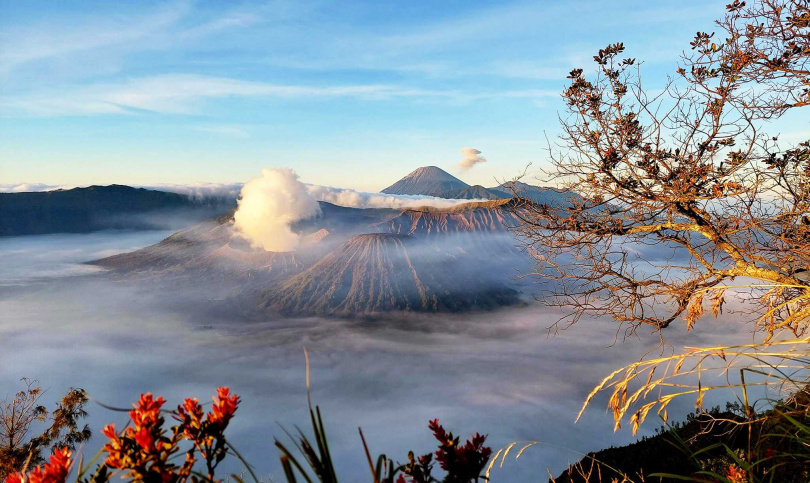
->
xmin=5 ymin=390 xmax=494 ymax=483
xmin=101 ymin=387 xmax=240 ymax=483
xmin=8 ymin=387 xmax=240 ymax=483
xmin=396 ymin=419 xmax=491 ymax=483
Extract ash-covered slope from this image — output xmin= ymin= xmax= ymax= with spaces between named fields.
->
xmin=93 ymin=213 xmax=309 ymax=283
xmin=381 ymin=166 xmax=469 ymax=197
xmin=260 ymin=233 xmax=521 ymax=316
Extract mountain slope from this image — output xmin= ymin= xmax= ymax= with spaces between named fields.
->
xmin=379 ymin=199 xmax=528 ymax=236
xmin=440 ymin=185 xmax=510 ymax=200
xmin=260 ymin=233 xmax=521 ymax=316
xmin=491 ymin=181 xmax=580 ymax=206
xmin=381 ymin=166 xmax=469 ymax=197
xmin=0 ymin=185 xmax=234 ymax=236
xmin=92 ymin=213 xmax=313 ymax=282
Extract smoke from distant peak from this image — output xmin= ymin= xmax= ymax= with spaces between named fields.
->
xmin=306 ymin=185 xmax=479 ymax=210
xmin=459 ymin=148 xmax=486 ymax=171
xmin=144 ymin=183 xmax=243 ymax=201
xmin=233 ymin=168 xmax=321 ymax=252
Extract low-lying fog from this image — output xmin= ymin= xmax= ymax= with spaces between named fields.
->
xmin=0 ymin=231 xmax=759 ymax=481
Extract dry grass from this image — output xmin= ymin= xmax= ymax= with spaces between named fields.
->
xmin=577 ymin=338 xmax=810 ymax=435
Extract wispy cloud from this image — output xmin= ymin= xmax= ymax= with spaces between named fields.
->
xmin=0 ymin=2 xmax=191 ymax=75
xmin=1 ymin=74 xmax=559 ymax=117
xmin=0 ymin=1 xmax=276 ymax=83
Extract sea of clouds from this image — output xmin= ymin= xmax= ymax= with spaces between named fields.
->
xmin=0 ymin=230 xmax=762 ymax=482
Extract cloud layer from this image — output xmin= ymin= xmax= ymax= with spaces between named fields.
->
xmin=307 ymin=184 xmax=481 ymax=210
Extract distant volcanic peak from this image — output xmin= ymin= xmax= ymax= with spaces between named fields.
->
xmin=407 ymin=165 xmax=463 ymax=181
xmin=381 ymin=166 xmax=469 ymax=197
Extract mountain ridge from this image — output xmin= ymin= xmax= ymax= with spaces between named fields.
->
xmin=382 ymin=166 xmax=578 ymax=205
xmin=0 ymin=185 xmax=235 ymax=237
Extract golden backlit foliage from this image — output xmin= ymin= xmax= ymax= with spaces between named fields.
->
xmin=517 ymin=0 xmax=810 ymax=338
xmin=512 ymin=1 xmax=810 ymax=478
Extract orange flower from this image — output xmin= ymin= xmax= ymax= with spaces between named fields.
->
xmin=207 ymin=387 xmax=240 ymax=431
xmin=726 ymin=464 xmax=747 ymax=483
xmin=134 ymin=426 xmax=156 ymax=451
xmin=7 ymin=448 xmax=73 ymax=483
xmin=176 ymin=397 xmax=204 ymax=440
xmin=129 ymin=393 xmax=165 ymax=428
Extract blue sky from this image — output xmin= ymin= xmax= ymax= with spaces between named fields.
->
xmin=1 ymin=0 xmax=736 ymax=191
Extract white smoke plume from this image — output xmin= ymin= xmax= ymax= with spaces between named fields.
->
xmin=233 ymin=168 xmax=321 ymax=252
xmin=306 ymin=185 xmax=481 ymax=210
xmin=144 ymin=182 xmax=243 ymax=201
xmin=459 ymin=148 xmax=486 ymax=171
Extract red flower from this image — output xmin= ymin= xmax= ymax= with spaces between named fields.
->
xmin=207 ymin=387 xmax=240 ymax=431
xmin=134 ymin=426 xmax=156 ymax=452
xmin=726 ymin=464 xmax=746 ymax=483
xmin=175 ymin=397 xmax=204 ymax=440
xmin=7 ymin=448 xmax=73 ymax=483
xmin=129 ymin=393 xmax=165 ymax=428
xmin=427 ymin=419 xmax=491 ymax=483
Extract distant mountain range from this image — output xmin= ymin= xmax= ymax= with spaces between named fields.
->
xmin=381 ymin=166 xmax=576 ymax=205
xmin=2 ymin=166 xmax=573 ymax=237
xmin=0 ymin=185 xmax=235 ymax=237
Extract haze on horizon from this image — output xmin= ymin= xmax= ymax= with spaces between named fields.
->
xmin=0 ymin=0 xmax=740 ymax=192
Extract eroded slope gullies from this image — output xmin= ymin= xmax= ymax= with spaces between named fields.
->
xmin=260 ymin=233 xmax=522 ymax=316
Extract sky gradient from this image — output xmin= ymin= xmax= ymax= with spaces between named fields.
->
xmin=1 ymin=0 xmax=739 ymax=191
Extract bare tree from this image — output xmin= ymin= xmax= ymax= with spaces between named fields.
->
xmin=0 ymin=378 xmax=91 ymax=478
xmin=517 ymin=0 xmax=810 ymax=340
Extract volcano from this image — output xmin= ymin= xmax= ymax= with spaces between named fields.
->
xmin=260 ymin=233 xmax=521 ymax=316
xmin=381 ymin=166 xmax=470 ymax=197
